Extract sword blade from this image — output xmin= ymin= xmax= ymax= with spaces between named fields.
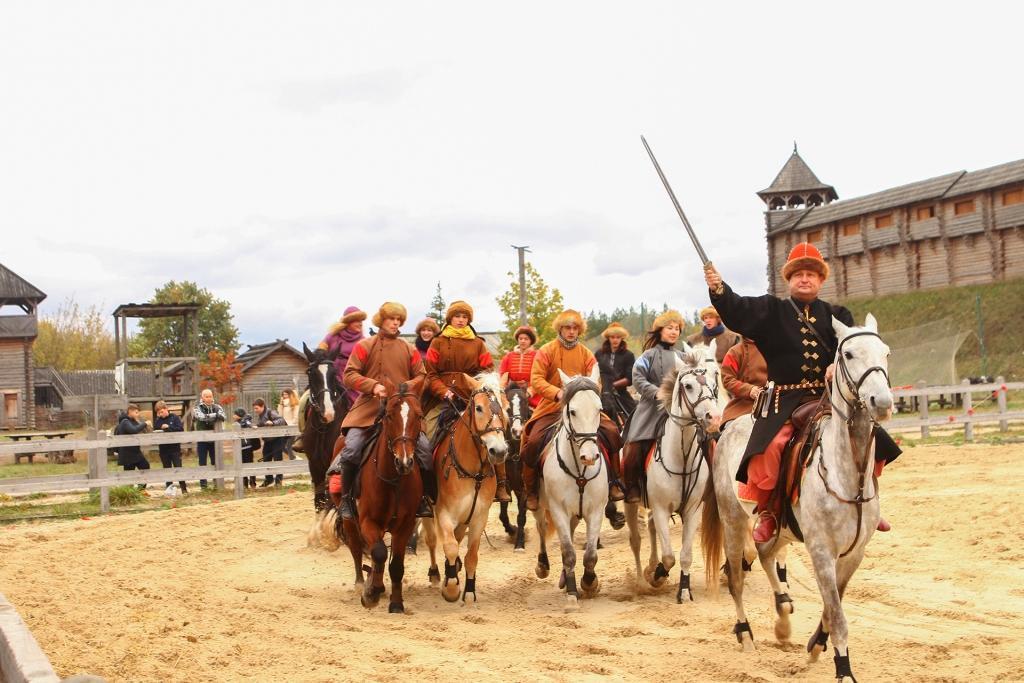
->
xmin=641 ymin=135 xmax=710 ymax=265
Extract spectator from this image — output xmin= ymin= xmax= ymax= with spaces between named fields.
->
xmin=153 ymin=400 xmax=187 ymax=496
xmin=685 ymin=305 xmax=740 ymax=365
xmin=116 ymin=404 xmax=150 ymax=492
xmin=278 ymin=388 xmax=300 ymax=460
xmin=192 ymin=389 xmax=227 ymax=490
xmin=233 ymin=408 xmax=260 ymax=489
xmin=253 ymin=398 xmax=287 ymax=487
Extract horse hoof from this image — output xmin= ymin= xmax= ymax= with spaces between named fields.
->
xmin=428 ymin=568 xmax=441 ymax=588
xmin=388 ymin=603 xmax=404 ymax=614
xmin=360 ymin=594 xmax=378 ymax=609
xmin=775 ymin=616 xmax=792 ymax=642
xmin=740 ymin=633 xmax=756 ymax=653
xmin=513 ymin=546 xmax=525 ymax=553
xmin=676 ymin=588 xmax=692 ymax=603
xmin=442 ymin=581 xmax=460 ymax=603
xmin=564 ymin=594 xmax=579 ymax=612
xmin=581 ymin=576 xmax=600 ymax=597
xmin=558 ymin=570 xmax=566 ymax=590
xmin=535 ymin=564 xmax=549 ymax=579
xmin=808 ymin=644 xmax=825 ymax=663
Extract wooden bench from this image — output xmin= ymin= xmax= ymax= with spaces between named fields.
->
xmin=6 ymin=432 xmax=75 ymax=464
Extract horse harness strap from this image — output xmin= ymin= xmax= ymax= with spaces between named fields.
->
xmin=441 ymin=388 xmax=503 ymax=528
xmin=554 ymin=426 xmax=604 ymax=520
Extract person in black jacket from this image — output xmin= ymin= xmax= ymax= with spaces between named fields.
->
xmin=192 ymin=389 xmax=227 ymax=489
xmin=153 ymin=401 xmax=187 ymax=495
xmin=594 ymin=321 xmax=637 ymax=430
xmin=233 ymin=408 xmax=260 ymax=489
xmin=253 ymin=398 xmax=287 ymax=487
xmin=117 ymin=404 xmax=150 ymax=491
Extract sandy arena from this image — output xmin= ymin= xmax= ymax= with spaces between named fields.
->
xmin=1 ymin=441 xmax=1023 ymax=682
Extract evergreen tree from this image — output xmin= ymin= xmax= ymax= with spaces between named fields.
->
xmin=427 ymin=282 xmax=446 ymax=326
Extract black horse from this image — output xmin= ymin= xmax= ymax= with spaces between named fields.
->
xmin=498 ymin=384 xmax=531 ymax=551
xmin=301 ymin=342 xmax=348 ymax=512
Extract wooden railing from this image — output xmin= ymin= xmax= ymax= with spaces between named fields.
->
xmin=0 ymin=423 xmax=306 ymax=512
xmin=888 ymin=377 xmax=1024 ymax=440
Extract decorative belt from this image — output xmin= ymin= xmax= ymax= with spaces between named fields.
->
xmin=774 ymin=380 xmax=825 ymax=413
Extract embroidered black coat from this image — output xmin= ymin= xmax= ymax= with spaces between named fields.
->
xmin=710 ymin=282 xmax=901 ymax=482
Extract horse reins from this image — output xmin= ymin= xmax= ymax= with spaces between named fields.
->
xmin=443 ymin=386 xmax=507 ymax=527
xmin=553 ymin=380 xmax=604 ymax=520
xmin=660 ymin=364 xmax=716 ymax=513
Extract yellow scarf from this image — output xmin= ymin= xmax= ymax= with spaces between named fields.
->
xmin=442 ymin=325 xmax=476 ymax=340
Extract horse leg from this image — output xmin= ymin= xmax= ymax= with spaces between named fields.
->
xmin=649 ymin=505 xmax=676 ymax=589
xmin=360 ymin=534 xmax=388 ymax=609
xmin=422 ymin=518 xmax=441 ymax=588
xmin=438 ymin=510 xmax=462 ymax=603
xmin=499 ymin=501 xmax=514 ymax=536
xmin=675 ymin=503 xmax=701 ymax=603
xmin=723 ymin=513 xmax=756 ymax=652
xmin=550 ymin=506 xmax=579 ymax=609
xmin=624 ymin=502 xmax=644 ymax=592
xmin=580 ymin=504 xmax=602 ymax=598
xmin=642 ymin=506 xmax=662 ymax=586
xmin=810 ymin=548 xmax=864 ymax=681
xmin=514 ymin=489 xmax=527 ymax=551
xmin=342 ymin=519 xmax=364 ymax=593
xmin=534 ymin=497 xmax=550 ymax=579
xmin=387 ymin=515 xmax=416 ymax=614
xmin=759 ymin=538 xmax=793 ymax=642
xmin=462 ymin=509 xmax=488 ymax=603
xmin=776 ymin=543 xmax=790 ymax=590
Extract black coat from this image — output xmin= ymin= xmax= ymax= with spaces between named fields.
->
xmin=710 ymin=282 xmax=901 ymax=482
xmin=153 ymin=414 xmax=184 ymax=456
xmin=594 ymin=347 xmax=637 ymax=423
xmin=116 ymin=416 xmax=149 ymax=466
xmin=256 ymin=409 xmax=287 ymax=457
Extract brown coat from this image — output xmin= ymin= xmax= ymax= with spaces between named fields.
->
xmin=686 ymin=326 xmax=741 ymax=365
xmin=422 ymin=334 xmax=494 ymax=414
xmin=721 ymin=338 xmax=768 ymax=423
xmin=527 ymin=340 xmax=597 ymax=423
xmin=342 ymin=332 xmax=426 ymax=429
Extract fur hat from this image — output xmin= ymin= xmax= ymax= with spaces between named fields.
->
xmin=415 ymin=318 xmax=441 ymax=335
xmin=341 ymin=306 xmax=367 ymax=325
xmin=445 ymin=300 xmax=474 ymax=324
xmin=651 ymin=309 xmax=684 ymax=331
xmin=698 ymin=306 xmax=720 ymax=322
xmin=601 ymin=321 xmax=629 ymax=339
xmin=551 ymin=309 xmax=586 ymax=336
xmin=372 ymin=301 xmax=408 ymax=328
xmin=782 ymin=242 xmax=830 ymax=281
xmin=513 ymin=325 xmax=537 ymax=344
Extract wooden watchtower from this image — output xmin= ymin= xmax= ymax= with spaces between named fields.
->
xmin=0 ymin=264 xmax=46 ymax=429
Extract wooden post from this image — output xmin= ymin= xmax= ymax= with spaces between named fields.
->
xmin=214 ymin=420 xmax=226 ymax=489
xmin=231 ymin=422 xmax=245 ymax=500
xmin=86 ymin=427 xmax=109 ymax=513
xmin=917 ymin=380 xmax=929 ymax=439
xmin=961 ymin=379 xmax=973 ymax=442
xmin=996 ymin=376 xmax=1008 ymax=433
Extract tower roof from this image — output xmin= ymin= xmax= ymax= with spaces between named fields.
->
xmin=758 ymin=145 xmax=838 ymax=203
xmin=0 ymin=263 xmax=46 ymax=308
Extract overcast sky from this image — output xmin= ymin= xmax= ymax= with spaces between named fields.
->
xmin=2 ymin=2 xmax=1020 ymax=349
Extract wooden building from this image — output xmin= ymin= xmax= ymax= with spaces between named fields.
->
xmin=236 ymin=340 xmax=307 ymax=393
xmin=0 ymin=264 xmax=46 ymax=429
xmin=761 ymin=148 xmax=1024 ymax=299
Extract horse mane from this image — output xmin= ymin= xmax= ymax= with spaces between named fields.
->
xmin=562 ymin=375 xmax=599 ymax=405
xmin=657 ymin=346 xmax=706 ymax=411
xmin=473 ymin=371 xmax=503 ymax=398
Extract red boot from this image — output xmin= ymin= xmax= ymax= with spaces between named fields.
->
xmin=752 ymin=510 xmax=777 ymax=543
xmin=876 ymin=516 xmax=891 ymax=532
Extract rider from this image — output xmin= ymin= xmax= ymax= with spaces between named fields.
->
xmin=519 ymin=309 xmax=626 ymax=511
xmin=329 ymin=302 xmax=434 ymax=520
xmin=686 ymin=305 xmax=740 ymax=365
xmin=720 ymin=337 xmax=767 ymax=428
xmin=704 ymin=243 xmax=901 ymax=542
xmin=499 ymin=325 xmax=540 ymax=408
xmin=594 ymin=321 xmax=636 ymax=428
xmin=621 ymin=310 xmax=687 ymax=504
xmin=422 ymin=300 xmax=510 ymax=503
xmin=414 ymin=318 xmax=441 ymax=358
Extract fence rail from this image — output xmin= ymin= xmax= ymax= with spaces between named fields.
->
xmin=886 ymin=376 xmax=1021 ymax=440
xmin=0 ymin=424 xmax=307 ymax=512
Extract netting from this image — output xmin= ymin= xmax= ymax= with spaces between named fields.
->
xmin=881 ymin=318 xmax=971 ymax=387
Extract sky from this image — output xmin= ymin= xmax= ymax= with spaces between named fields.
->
xmin=2 ymin=1 xmax=1021 ymax=350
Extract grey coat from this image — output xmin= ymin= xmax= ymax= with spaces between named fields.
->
xmin=623 ymin=344 xmax=684 ymax=443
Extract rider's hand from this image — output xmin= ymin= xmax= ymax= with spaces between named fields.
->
xmin=443 ymin=389 xmax=454 ymax=400
xmin=704 ymin=263 xmax=724 ymax=295
xmin=749 ymin=386 xmax=761 ymax=400
xmin=373 ymin=383 xmax=387 ymax=398
xmin=825 ymin=364 xmax=836 ymax=383
xmin=556 ymin=389 xmax=564 ymax=401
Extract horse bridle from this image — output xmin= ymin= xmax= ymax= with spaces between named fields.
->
xmin=307 ymin=361 xmax=341 ymax=419
xmin=443 ymin=385 xmax=507 ymax=527
xmin=668 ymin=364 xmax=718 ymax=429
xmin=828 ymin=331 xmax=891 ymax=426
xmin=450 ymin=386 xmax=507 ymax=450
xmin=554 ymin=379 xmax=604 ymax=519
xmin=376 ymin=392 xmax=419 ymax=482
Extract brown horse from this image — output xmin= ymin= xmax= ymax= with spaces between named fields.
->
xmin=498 ymin=383 xmax=531 ymax=551
xmin=339 ymin=381 xmax=424 ymax=614
xmin=423 ymin=372 xmax=509 ymax=602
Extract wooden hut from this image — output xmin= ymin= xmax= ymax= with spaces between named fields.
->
xmin=0 ymin=264 xmax=46 ymax=429
xmin=236 ymin=340 xmax=307 ymax=394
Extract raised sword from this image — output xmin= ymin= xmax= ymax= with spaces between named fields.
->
xmin=640 ymin=135 xmax=712 ymax=267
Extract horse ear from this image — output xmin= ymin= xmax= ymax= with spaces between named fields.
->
xmin=864 ymin=313 xmax=878 ymax=333
xmin=680 ymin=341 xmax=693 ymax=353
xmin=464 ymin=373 xmax=481 ymax=391
xmin=588 ymin=364 xmax=600 ymax=386
xmin=557 ymin=369 xmax=572 ymax=387
xmin=302 ymin=342 xmax=316 ymax=362
xmin=327 ymin=344 xmax=341 ymax=362
xmin=707 ymin=339 xmax=718 ymax=362
xmin=832 ymin=315 xmax=850 ymax=339
xmin=674 ymin=355 xmax=687 ymax=372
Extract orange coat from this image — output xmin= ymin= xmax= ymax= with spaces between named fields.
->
xmin=721 ymin=338 xmax=768 ymax=423
xmin=527 ymin=339 xmax=596 ymax=423
xmin=342 ymin=333 xmax=426 ymax=429
xmin=423 ymin=334 xmax=494 ymax=414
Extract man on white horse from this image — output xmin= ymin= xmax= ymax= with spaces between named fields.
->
xmin=704 ymin=243 xmax=901 ymax=543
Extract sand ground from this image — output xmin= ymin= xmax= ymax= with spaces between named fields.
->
xmin=1 ymin=441 xmax=1023 ymax=682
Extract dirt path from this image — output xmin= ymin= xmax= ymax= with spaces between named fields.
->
xmin=1 ymin=442 xmax=1023 ymax=682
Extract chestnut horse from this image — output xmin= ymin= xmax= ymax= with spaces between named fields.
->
xmin=423 ymin=372 xmax=509 ymax=602
xmin=339 ymin=382 xmax=424 ymax=613
xmin=498 ymin=383 xmax=531 ymax=551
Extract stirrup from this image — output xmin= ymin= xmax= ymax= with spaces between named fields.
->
xmin=415 ymin=496 xmax=434 ymax=519
xmin=609 ymin=482 xmax=626 ymax=502
xmin=339 ymin=496 xmax=356 ymax=521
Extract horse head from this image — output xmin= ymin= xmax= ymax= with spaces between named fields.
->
xmin=303 ymin=341 xmax=341 ymax=423
xmin=465 ymin=372 xmax=509 ymax=464
xmin=382 ymin=380 xmax=422 ymax=476
xmin=832 ymin=314 xmax=893 ymax=423
xmin=557 ymin=366 xmax=603 ymax=467
xmin=663 ymin=342 xmax=722 ymax=432
xmin=505 ymin=385 xmax=531 ymax=440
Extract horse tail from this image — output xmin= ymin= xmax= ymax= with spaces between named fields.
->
xmin=701 ymin=477 xmax=723 ymax=596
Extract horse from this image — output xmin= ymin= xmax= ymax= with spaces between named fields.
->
xmin=498 ymin=383 xmax=531 ymax=551
xmin=339 ymin=381 xmax=424 ymax=614
xmin=533 ymin=366 xmax=607 ymax=609
xmin=423 ymin=372 xmax=509 ymax=602
xmin=624 ymin=342 xmax=721 ymax=603
xmin=701 ymin=314 xmax=892 ymax=682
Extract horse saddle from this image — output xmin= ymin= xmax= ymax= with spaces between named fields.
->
xmin=775 ymin=398 xmax=831 ymax=541
xmin=348 ymin=423 xmax=385 ymax=502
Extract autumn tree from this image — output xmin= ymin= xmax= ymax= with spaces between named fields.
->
xmin=33 ymin=298 xmax=117 ymax=370
xmin=129 ymin=281 xmax=239 ymax=358
xmin=495 ymin=262 xmax=564 ymax=349
xmin=198 ymin=350 xmax=243 ymax=407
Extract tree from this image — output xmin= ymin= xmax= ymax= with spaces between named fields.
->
xmin=427 ymin=282 xmax=446 ymax=326
xmin=33 ymin=297 xmax=117 ymax=370
xmin=495 ymin=262 xmax=564 ymax=349
xmin=129 ymin=281 xmax=239 ymax=358
xmin=198 ymin=350 xmax=243 ymax=407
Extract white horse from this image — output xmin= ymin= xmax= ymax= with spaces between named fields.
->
xmin=624 ymin=342 xmax=721 ymax=602
xmin=702 ymin=314 xmax=892 ymax=683
xmin=533 ymin=367 xmax=607 ymax=609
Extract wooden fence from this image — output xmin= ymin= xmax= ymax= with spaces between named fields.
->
xmin=888 ymin=377 xmax=1024 ymax=441
xmin=0 ymin=424 xmax=307 ymax=512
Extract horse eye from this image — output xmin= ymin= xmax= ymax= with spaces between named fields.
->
xmin=569 ymin=409 xmax=576 ymax=417
xmin=476 ymin=405 xmax=483 ymax=412
xmin=844 ymin=351 xmax=853 ymax=360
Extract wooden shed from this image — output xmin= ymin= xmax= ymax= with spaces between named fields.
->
xmin=0 ymin=263 xmax=46 ymax=429
xmin=237 ymin=340 xmax=307 ymax=393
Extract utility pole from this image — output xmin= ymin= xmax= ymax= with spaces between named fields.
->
xmin=511 ymin=245 xmax=531 ymax=326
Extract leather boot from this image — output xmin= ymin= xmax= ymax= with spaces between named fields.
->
xmin=416 ymin=465 xmax=436 ymax=518
xmin=606 ymin=447 xmax=625 ymax=502
xmin=494 ymin=462 xmax=512 ymax=502
xmin=338 ymin=462 xmax=358 ymax=520
xmin=523 ymin=463 xmax=539 ymax=511
xmin=623 ymin=443 xmax=643 ymax=504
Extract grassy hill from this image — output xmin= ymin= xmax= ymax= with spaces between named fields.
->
xmin=843 ymin=278 xmax=1024 ymax=381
